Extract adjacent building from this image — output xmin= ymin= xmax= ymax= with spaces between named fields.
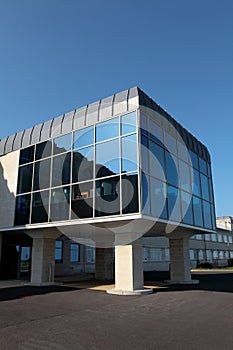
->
xmin=0 ymin=87 xmax=216 ymax=294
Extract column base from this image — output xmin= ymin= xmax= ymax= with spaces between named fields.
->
xmin=164 ymin=279 xmax=199 ymax=285
xmin=107 ymin=288 xmax=153 ymax=296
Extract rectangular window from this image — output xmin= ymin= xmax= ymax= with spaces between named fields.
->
xmin=164 ymin=132 xmax=177 ymax=155
xmin=55 ymin=240 xmax=63 ymax=263
xmin=149 ymin=140 xmax=165 ymax=181
xmin=71 ymin=181 xmax=94 ymax=219
xmin=166 ymin=151 xmax=178 ymax=187
xmin=33 ymin=158 xmax=51 ymax=191
xmin=70 ymin=243 xmax=80 ymax=262
xmin=181 ymin=191 xmax=193 ymax=225
xmin=17 ymin=164 xmax=33 ymax=194
xmin=96 ymin=139 xmax=120 ymax=178
xmin=52 ymin=153 xmax=71 ymax=187
xmin=86 ymin=246 xmax=95 ymax=263
xmin=141 ymin=135 xmax=149 ymax=174
xmin=122 ymin=134 xmax=138 ymax=173
xmin=193 ymin=196 xmax=203 ymax=227
xmin=203 ymin=200 xmax=212 ymax=229
xmin=19 ymin=146 xmax=35 ymax=165
xmin=121 ymin=111 xmax=137 ymax=135
xmin=142 ymin=173 xmax=150 ymax=215
xmin=50 ymin=186 xmax=70 ymax=221
xmin=150 ymin=177 xmax=167 ymax=219
xmin=192 ymin=169 xmax=201 ymax=197
xmin=96 ymin=117 xmax=119 ymax=142
xmin=73 ymin=126 xmax=94 ymax=149
xmin=73 ymin=146 xmax=94 ymax=183
xmin=179 ymin=160 xmax=191 ymax=192
xmin=35 ymin=141 xmax=52 ymax=160
xmin=14 ymin=194 xmax=31 ymax=225
xmin=148 ymin=119 xmax=163 ymax=146
xmin=200 ymin=174 xmax=210 ymax=201
xmin=95 ymin=176 xmax=120 ymax=217
xmin=189 ymin=150 xmax=199 ymax=170
xmin=53 ymin=133 xmax=72 ymax=155
xmin=31 ymin=190 xmax=49 ymax=224
xmin=167 ymin=185 xmax=181 ymax=222
xmin=122 ymin=172 xmax=139 ymax=214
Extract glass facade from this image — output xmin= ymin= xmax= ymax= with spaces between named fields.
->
xmin=140 ymin=113 xmax=216 ymax=230
xmin=15 ymin=111 xmax=139 ymax=225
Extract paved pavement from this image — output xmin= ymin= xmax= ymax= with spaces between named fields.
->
xmin=1 ymin=271 xmax=233 ymax=350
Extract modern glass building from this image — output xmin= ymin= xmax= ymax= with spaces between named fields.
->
xmin=0 ymin=87 xmax=216 ymax=294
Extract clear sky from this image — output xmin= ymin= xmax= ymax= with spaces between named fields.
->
xmin=0 ymin=0 xmax=232 ymax=217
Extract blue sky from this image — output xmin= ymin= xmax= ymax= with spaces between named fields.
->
xmin=0 ymin=0 xmax=233 ymax=217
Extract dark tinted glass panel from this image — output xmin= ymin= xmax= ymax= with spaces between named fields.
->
xmin=19 ymin=146 xmax=34 ymax=165
xmin=199 ymin=158 xmax=207 ymax=175
xmin=200 ymin=174 xmax=210 ymax=201
xmin=73 ymin=126 xmax=94 ymax=149
xmin=203 ymin=200 xmax=212 ymax=229
xmin=190 ymin=151 xmax=199 ymax=170
xmin=165 ymin=151 xmax=178 ymax=187
xmin=181 ymin=191 xmax=193 ymax=224
xmin=17 ymin=164 xmax=33 ymax=194
xmin=207 ymin=163 xmax=211 ymax=177
xmin=50 ymin=186 xmax=70 ymax=221
xmin=208 ymin=178 xmax=214 ymax=203
xmin=55 ymin=241 xmax=63 ymax=262
xmin=142 ymin=173 xmax=150 ymax=214
xmin=164 ymin=132 xmax=177 ymax=155
xmin=95 ymin=176 xmax=120 ymax=217
xmin=168 ymin=185 xmax=181 ymax=222
xmin=52 ymin=153 xmax=71 ymax=187
xmin=140 ymin=114 xmax=148 ymax=136
xmin=149 ymin=140 xmax=165 ymax=181
xmin=14 ymin=194 xmax=31 ymax=225
xmin=193 ymin=196 xmax=203 ymax=226
xmin=177 ymin=141 xmax=189 ymax=163
xmin=96 ymin=139 xmax=120 ymax=178
xmin=73 ymin=147 xmax=94 ymax=183
xmin=71 ymin=181 xmax=93 ymax=219
xmin=211 ymin=204 xmax=216 ymax=229
xmin=96 ymin=117 xmax=119 ymax=143
xmin=53 ymin=133 xmax=72 ymax=155
xmin=192 ymin=169 xmax=201 ymax=197
xmin=121 ymin=111 xmax=137 ymax=135
xmin=122 ymin=134 xmax=138 ymax=173
xmin=33 ymin=159 xmax=51 ymax=191
xmin=148 ymin=119 xmax=163 ymax=146
xmin=179 ymin=160 xmax=191 ymax=192
xmin=122 ymin=173 xmax=139 ymax=214
xmin=141 ymin=135 xmax=149 ymax=174
xmin=151 ymin=178 xmax=167 ymax=219
xmin=35 ymin=141 xmax=52 ymax=160
xmin=31 ymin=190 xmax=49 ymax=223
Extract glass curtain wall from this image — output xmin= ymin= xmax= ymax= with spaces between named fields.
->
xmin=15 ymin=111 xmax=139 ymax=225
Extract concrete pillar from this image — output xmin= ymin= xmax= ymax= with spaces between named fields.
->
xmin=0 ymin=233 xmax=2 ymax=271
xmin=95 ymin=248 xmax=114 ymax=280
xmin=169 ymin=236 xmax=198 ymax=284
xmin=107 ymin=237 xmax=152 ymax=295
xmin=27 ymin=230 xmax=60 ymax=285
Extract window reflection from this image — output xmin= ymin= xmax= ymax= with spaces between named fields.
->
xmin=73 ymin=147 xmax=94 ymax=183
xmin=19 ymin=146 xmax=34 ymax=165
xmin=192 ymin=169 xmax=201 ymax=197
xmin=151 ymin=178 xmax=167 ymax=219
xmin=121 ymin=111 xmax=137 ymax=135
xmin=140 ymin=114 xmax=148 ymax=136
xmin=31 ymin=190 xmax=49 ymax=223
xmin=199 ymin=158 xmax=207 ymax=175
xmin=73 ymin=126 xmax=94 ymax=149
xmin=122 ymin=173 xmax=139 ymax=214
xmin=149 ymin=140 xmax=165 ymax=181
xmin=177 ymin=141 xmax=189 ymax=163
xmin=164 ymin=132 xmax=177 ymax=155
xmin=33 ymin=159 xmax=51 ymax=191
xmin=95 ymin=176 xmax=120 ymax=216
xmin=53 ymin=133 xmax=72 ymax=155
xmin=167 ymin=185 xmax=181 ymax=222
xmin=181 ymin=191 xmax=193 ymax=224
xmin=71 ymin=181 xmax=93 ymax=219
xmin=166 ymin=151 xmax=178 ymax=187
xmin=95 ymin=139 xmax=120 ymax=178
xmin=122 ymin=134 xmax=138 ymax=173
xmin=200 ymin=174 xmax=210 ymax=201
xmin=179 ymin=160 xmax=191 ymax=192
xmin=203 ymin=201 xmax=212 ymax=229
xmin=50 ymin=186 xmax=70 ymax=221
xmin=17 ymin=164 xmax=33 ymax=194
xmin=148 ymin=119 xmax=163 ymax=146
xmin=190 ymin=151 xmax=199 ymax=170
xmin=141 ymin=135 xmax=149 ymax=174
xmin=96 ymin=117 xmax=119 ymax=143
xmin=193 ymin=196 xmax=203 ymax=226
xmin=142 ymin=173 xmax=150 ymax=214
xmin=35 ymin=141 xmax=52 ymax=160
xmin=14 ymin=194 xmax=31 ymax=225
xmin=52 ymin=153 xmax=71 ymax=187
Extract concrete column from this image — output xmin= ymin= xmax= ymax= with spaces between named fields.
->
xmin=27 ymin=230 xmax=60 ymax=285
xmin=108 ymin=237 xmax=152 ymax=295
xmin=169 ymin=236 xmax=198 ymax=284
xmin=0 ymin=233 xmax=2 ymax=271
xmin=95 ymin=248 xmax=114 ymax=280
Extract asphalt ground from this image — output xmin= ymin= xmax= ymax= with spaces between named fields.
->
xmin=1 ymin=271 xmax=233 ymax=350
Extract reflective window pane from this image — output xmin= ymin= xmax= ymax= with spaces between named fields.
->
xmin=148 ymin=119 xmax=163 ymax=146
xmin=142 ymin=173 xmax=150 ymax=215
xmin=17 ymin=164 xmax=33 ymax=194
xmin=164 ymin=132 xmax=177 ymax=155
xmin=31 ymin=190 xmax=49 ymax=223
xmin=53 ymin=133 xmax=72 ymax=155
xmin=33 ymin=159 xmax=51 ymax=191
xmin=73 ymin=146 xmax=94 ymax=183
xmin=55 ymin=241 xmax=63 ymax=262
xmin=140 ymin=113 xmax=148 ymax=136
xmin=19 ymin=146 xmax=34 ymax=165
xmin=203 ymin=200 xmax=212 ymax=229
xmin=177 ymin=141 xmax=189 ymax=163
xmin=96 ymin=117 xmax=119 ymax=142
xmin=151 ymin=178 xmax=167 ymax=219
xmin=165 ymin=151 xmax=178 ymax=187
xmin=167 ymin=185 xmax=181 ymax=222
xmin=96 ymin=139 xmax=120 ymax=178
xmin=95 ymin=176 xmax=120 ymax=217
xmin=200 ymin=174 xmax=210 ymax=201
xmin=73 ymin=126 xmax=94 ymax=149
xmin=52 ymin=153 xmax=71 ymax=187
xmin=181 ymin=191 xmax=193 ymax=224
xmin=211 ymin=204 xmax=216 ymax=229
xmin=122 ymin=173 xmax=139 ymax=214
xmin=141 ymin=135 xmax=149 ymax=174
xmin=14 ymin=194 xmax=31 ymax=225
xmin=50 ymin=186 xmax=70 ymax=221
xmin=35 ymin=141 xmax=52 ymax=160
xmin=209 ymin=178 xmax=214 ymax=203
xmin=179 ymin=160 xmax=191 ymax=192
xmin=121 ymin=111 xmax=137 ymax=135
xmin=199 ymin=157 xmax=207 ymax=175
xmin=71 ymin=181 xmax=93 ymax=219
xmin=122 ymin=134 xmax=138 ymax=173
xmin=192 ymin=169 xmax=201 ymax=197
xmin=149 ymin=140 xmax=165 ymax=181
xmin=193 ymin=196 xmax=203 ymax=227
xmin=190 ymin=151 xmax=199 ymax=170
xmin=70 ymin=243 xmax=80 ymax=262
